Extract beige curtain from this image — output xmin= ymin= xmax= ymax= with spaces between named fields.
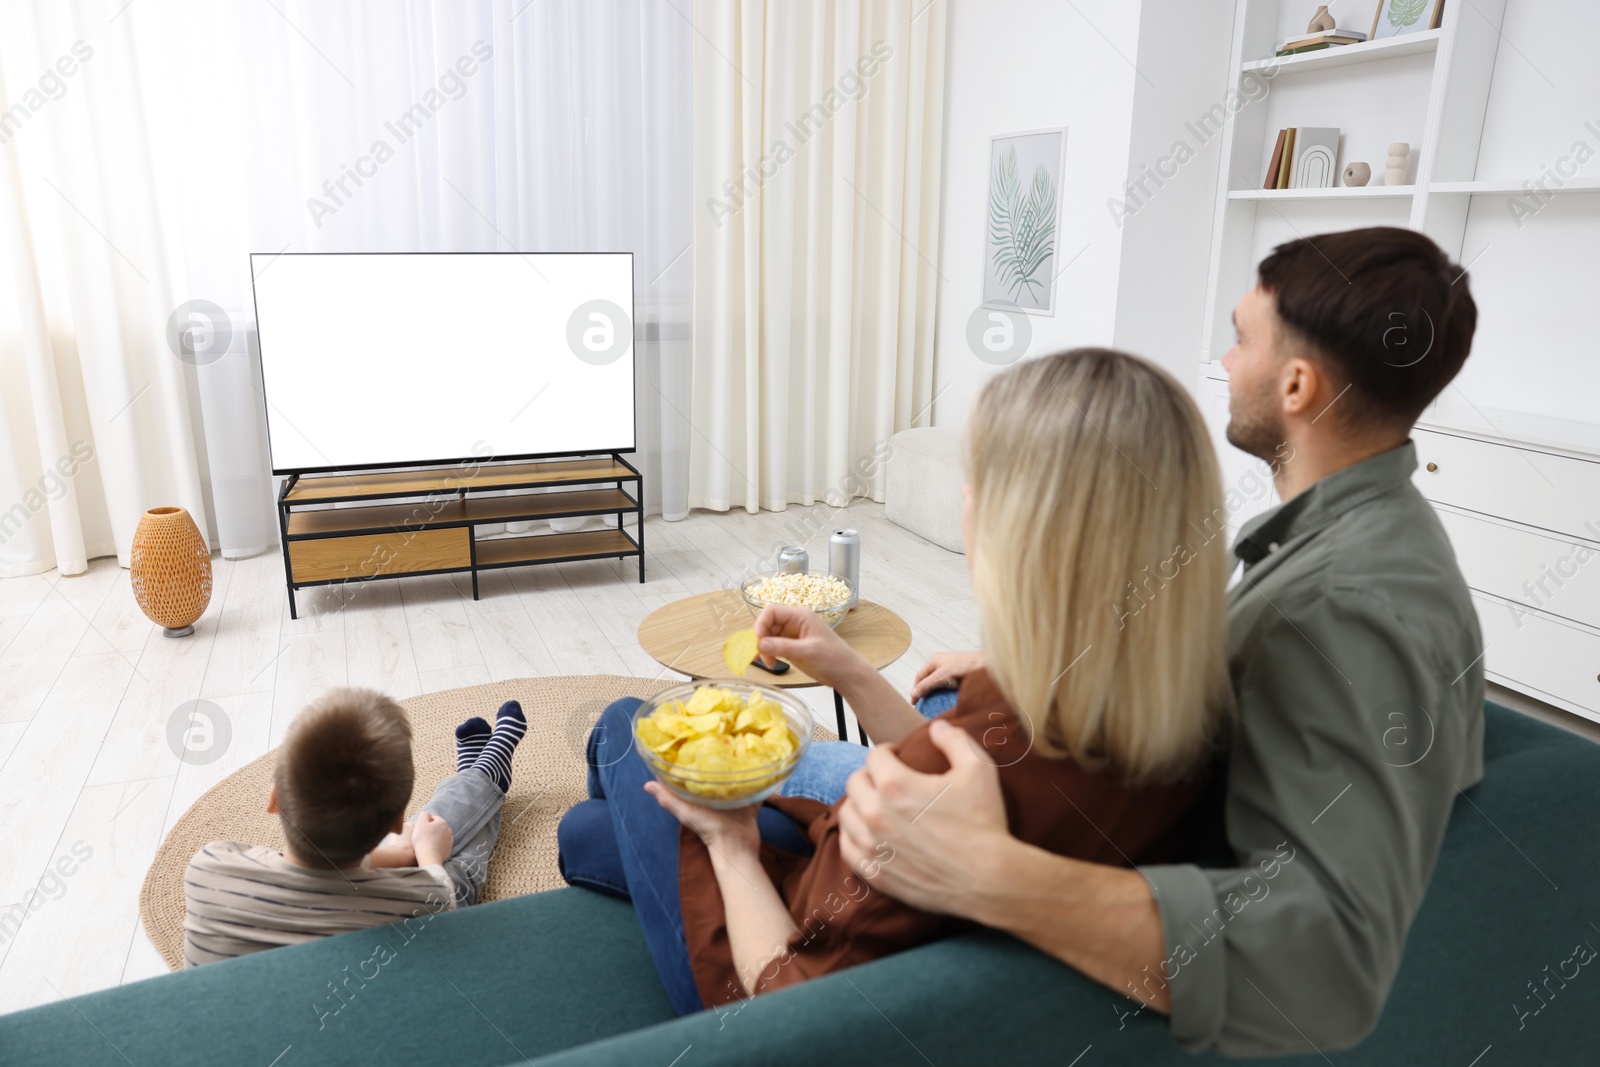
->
xmin=689 ymin=0 xmax=945 ymax=513
xmin=0 ymin=6 xmax=211 ymax=578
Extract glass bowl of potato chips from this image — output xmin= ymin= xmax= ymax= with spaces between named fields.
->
xmin=633 ymin=681 xmax=813 ymax=809
xmin=740 ymin=570 xmax=855 ymax=628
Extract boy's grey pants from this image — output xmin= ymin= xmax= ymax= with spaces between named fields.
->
xmin=416 ymin=770 xmax=505 ymax=907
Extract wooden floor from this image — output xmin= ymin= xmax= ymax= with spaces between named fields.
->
xmin=0 ymin=502 xmax=978 ymax=1015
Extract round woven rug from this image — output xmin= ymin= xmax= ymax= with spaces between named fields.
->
xmin=139 ymin=674 xmax=837 ymax=971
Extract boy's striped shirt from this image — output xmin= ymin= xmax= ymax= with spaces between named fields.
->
xmin=183 ymin=841 xmax=454 ymax=967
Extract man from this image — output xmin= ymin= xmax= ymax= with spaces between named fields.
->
xmin=836 ymin=227 xmax=1485 ymax=1056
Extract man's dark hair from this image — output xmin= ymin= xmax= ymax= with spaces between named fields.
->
xmin=274 ymin=688 xmax=414 ymax=866
xmin=1257 ymin=226 xmax=1477 ymax=428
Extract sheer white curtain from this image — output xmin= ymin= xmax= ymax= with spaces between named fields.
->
xmin=689 ymin=0 xmax=945 ymax=513
xmin=0 ymin=5 xmax=208 ymax=578
xmin=0 ymin=0 xmax=692 ymax=578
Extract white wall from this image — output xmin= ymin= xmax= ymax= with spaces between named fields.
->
xmin=929 ymin=0 xmax=1143 ymax=428
xmin=1110 ymin=0 xmax=1235 ymax=385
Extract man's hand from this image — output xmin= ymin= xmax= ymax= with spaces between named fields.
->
xmin=909 ymin=651 xmax=984 ymax=702
xmin=411 ymin=811 xmax=453 ymax=867
xmin=754 ymin=603 xmax=873 ymax=689
xmin=837 ymin=719 xmax=1011 ymax=915
xmin=645 ymin=781 xmax=761 ymax=856
xmin=838 ymin=719 xmax=1172 ymax=1015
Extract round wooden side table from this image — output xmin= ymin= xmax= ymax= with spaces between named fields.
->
xmin=636 ymin=589 xmax=912 ymax=744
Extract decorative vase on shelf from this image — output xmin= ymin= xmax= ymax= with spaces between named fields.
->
xmin=1344 ymin=162 xmax=1372 ymax=187
xmin=1385 ymin=143 xmax=1411 ymax=186
xmin=130 ymin=506 xmax=213 ymax=637
xmin=1307 ymin=6 xmax=1336 ymax=33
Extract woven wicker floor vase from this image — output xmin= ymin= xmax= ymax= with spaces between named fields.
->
xmin=130 ymin=506 xmax=213 ymax=637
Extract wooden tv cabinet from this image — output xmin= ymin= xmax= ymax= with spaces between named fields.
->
xmin=275 ymin=453 xmax=643 ymax=619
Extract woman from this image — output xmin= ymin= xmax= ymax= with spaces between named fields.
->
xmin=557 ymin=348 xmax=1233 ymax=1015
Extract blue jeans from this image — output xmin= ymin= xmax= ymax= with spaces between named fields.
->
xmin=778 ymin=687 xmax=960 ymax=804
xmin=556 ymin=697 xmax=814 ymax=1016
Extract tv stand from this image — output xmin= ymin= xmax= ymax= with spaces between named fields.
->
xmin=275 ymin=453 xmax=644 ymax=619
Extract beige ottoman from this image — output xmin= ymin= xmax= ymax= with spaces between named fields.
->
xmin=885 ymin=427 xmax=965 ymax=553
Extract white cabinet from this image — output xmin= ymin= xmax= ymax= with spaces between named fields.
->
xmin=1415 ymin=427 xmax=1600 ymax=722
xmin=1413 ymin=430 xmax=1600 ymax=546
xmin=1434 ymin=506 xmax=1600 ymax=633
xmin=1472 ymin=590 xmax=1600 ymax=717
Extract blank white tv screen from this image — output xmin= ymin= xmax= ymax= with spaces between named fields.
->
xmin=251 ymin=252 xmax=635 ymax=474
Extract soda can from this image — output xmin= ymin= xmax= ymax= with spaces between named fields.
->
xmin=829 ymin=529 xmax=860 ymax=607
xmin=777 ymin=546 xmax=809 ymax=574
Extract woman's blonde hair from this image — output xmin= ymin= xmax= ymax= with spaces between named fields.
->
xmin=966 ymin=348 xmax=1232 ymax=784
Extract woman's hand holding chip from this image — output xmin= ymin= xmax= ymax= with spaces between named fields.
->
xmin=756 ymin=603 xmax=929 ymax=746
xmin=753 ymin=603 xmax=871 ymax=689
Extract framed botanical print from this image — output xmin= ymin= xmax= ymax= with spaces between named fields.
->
xmin=982 ymin=127 xmax=1067 ymax=315
xmin=1370 ymin=0 xmax=1446 ymax=41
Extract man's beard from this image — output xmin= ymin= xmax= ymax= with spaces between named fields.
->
xmin=1224 ymin=381 xmax=1285 ymax=462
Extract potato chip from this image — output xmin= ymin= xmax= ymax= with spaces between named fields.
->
xmin=677 ymin=734 xmax=730 ymax=764
xmin=653 ymin=712 xmax=691 ymax=738
xmin=636 ymin=718 xmax=676 ymax=753
xmin=681 ymin=711 xmax=727 ymax=734
xmin=722 ymin=629 xmax=759 ymax=677
xmin=737 ymin=736 xmax=777 ymax=763
xmin=761 ymin=722 xmax=795 ymax=754
xmin=684 ymin=686 xmax=732 ymax=717
xmin=746 ymin=695 xmax=783 ymax=730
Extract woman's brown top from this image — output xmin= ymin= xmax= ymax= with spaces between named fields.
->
xmin=677 ymin=668 xmax=1211 ymax=1009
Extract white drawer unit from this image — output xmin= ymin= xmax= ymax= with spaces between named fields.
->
xmin=1413 ymin=428 xmax=1600 ymax=544
xmin=1435 ymin=507 xmax=1600 ymax=633
xmin=1411 ymin=427 xmax=1600 ymax=723
xmin=1473 ymin=591 xmax=1600 ymax=720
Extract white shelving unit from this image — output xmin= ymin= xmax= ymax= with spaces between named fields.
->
xmin=1429 ymin=178 xmax=1600 ymax=195
xmin=1198 ymin=0 xmax=1509 ymax=372
xmin=1197 ymin=0 xmax=1600 ymax=723
xmin=1240 ymin=28 xmax=1442 ymax=73
xmin=1227 ymin=185 xmax=1415 ymax=200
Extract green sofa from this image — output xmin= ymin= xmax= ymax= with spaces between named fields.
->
xmin=5 ymin=703 xmax=1596 ymax=1065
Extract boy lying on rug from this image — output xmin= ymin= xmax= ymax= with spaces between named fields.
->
xmin=182 ymin=688 xmax=526 ymax=967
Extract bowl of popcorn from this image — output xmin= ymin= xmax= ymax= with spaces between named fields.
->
xmin=740 ymin=570 xmax=855 ymax=628
xmin=633 ymin=681 xmax=812 ymax=809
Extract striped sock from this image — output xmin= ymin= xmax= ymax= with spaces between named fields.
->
xmin=471 ymin=701 xmax=526 ymax=791
xmin=455 ymin=717 xmax=491 ymax=772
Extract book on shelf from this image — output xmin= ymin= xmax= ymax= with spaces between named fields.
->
xmin=1264 ymin=129 xmax=1288 ymax=189
xmin=1281 ymin=28 xmax=1367 ymax=47
xmin=1276 ymin=34 xmax=1366 ymax=56
xmin=1276 ymin=129 xmax=1297 ymax=190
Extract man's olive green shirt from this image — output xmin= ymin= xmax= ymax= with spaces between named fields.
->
xmin=1146 ymin=442 xmax=1485 ymax=1056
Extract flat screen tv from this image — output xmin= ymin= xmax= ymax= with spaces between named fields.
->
xmin=250 ymin=251 xmax=635 ymax=475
